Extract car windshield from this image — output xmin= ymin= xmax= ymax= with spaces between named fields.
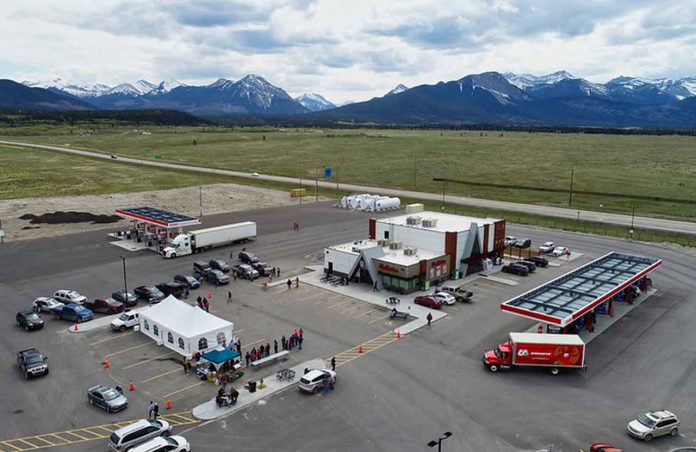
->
xmin=103 ymin=389 xmax=120 ymax=400
xmin=118 ymin=313 xmax=130 ymax=321
xmin=494 ymin=347 xmax=501 ymax=358
xmin=152 ymin=288 xmax=164 ymax=295
xmin=637 ymin=414 xmax=656 ymax=428
xmin=74 ymin=305 xmax=86 ymax=312
xmin=25 ymin=313 xmax=40 ymax=321
xmin=67 ymin=291 xmax=80 ymax=298
xmin=105 ymin=299 xmax=118 ymax=305
xmin=26 ymin=354 xmax=44 ymax=365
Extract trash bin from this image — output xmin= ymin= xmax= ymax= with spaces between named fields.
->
xmin=248 ymin=380 xmax=257 ymax=393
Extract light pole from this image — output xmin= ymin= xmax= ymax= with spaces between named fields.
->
xmin=120 ymin=256 xmax=128 ymax=295
xmin=427 ymin=432 xmax=452 ymax=452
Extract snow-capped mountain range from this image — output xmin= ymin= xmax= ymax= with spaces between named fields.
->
xmin=23 ymin=78 xmax=185 ymax=97
xmin=295 ymin=93 xmax=335 ymax=111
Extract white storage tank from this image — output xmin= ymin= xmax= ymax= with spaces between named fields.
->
xmin=375 ymin=197 xmax=401 ymax=211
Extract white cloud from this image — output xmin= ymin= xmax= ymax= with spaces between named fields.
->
xmin=1 ymin=0 xmax=695 ymax=103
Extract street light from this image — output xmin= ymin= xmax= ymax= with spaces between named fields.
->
xmin=427 ymin=431 xmax=452 ymax=452
xmin=120 ymin=256 xmax=128 ymax=296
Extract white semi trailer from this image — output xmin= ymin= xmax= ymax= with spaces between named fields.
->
xmin=162 ymin=222 xmax=257 ymax=258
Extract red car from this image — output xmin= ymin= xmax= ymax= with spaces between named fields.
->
xmin=590 ymin=444 xmax=622 ymax=452
xmin=84 ymin=297 xmax=124 ymax=315
xmin=413 ymin=296 xmax=443 ymax=309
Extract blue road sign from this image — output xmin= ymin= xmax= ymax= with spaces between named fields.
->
xmin=324 ymin=167 xmax=332 ymax=178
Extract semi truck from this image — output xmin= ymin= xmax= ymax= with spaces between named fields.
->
xmin=483 ymin=332 xmax=586 ymax=375
xmin=162 ymin=222 xmax=256 ymax=258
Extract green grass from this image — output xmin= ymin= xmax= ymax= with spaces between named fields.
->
xmin=0 ymin=144 xmax=235 ymax=199
xmin=1 ymin=126 xmax=695 ymax=220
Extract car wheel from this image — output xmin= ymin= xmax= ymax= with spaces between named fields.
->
xmin=313 ymin=386 xmax=320 ymax=394
xmin=489 ymin=364 xmax=499 ymax=373
xmin=550 ymin=367 xmax=560 ymax=376
xmin=16 ymin=320 xmax=20 ymax=326
xmin=24 ymin=371 xmax=30 ymax=380
xmin=119 ymin=325 xmax=126 ymax=332
xmin=644 ymin=434 xmax=652 ymax=442
xmin=171 ymin=253 xmax=176 ymax=258
xmin=88 ymin=397 xmax=93 ymax=405
xmin=670 ymin=427 xmax=678 ymax=436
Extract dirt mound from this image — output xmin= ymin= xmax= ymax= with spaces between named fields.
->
xmin=19 ymin=212 xmax=122 ymax=225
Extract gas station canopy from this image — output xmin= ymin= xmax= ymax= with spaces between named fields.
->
xmin=500 ymin=252 xmax=662 ymax=327
xmin=115 ymin=207 xmax=201 ymax=229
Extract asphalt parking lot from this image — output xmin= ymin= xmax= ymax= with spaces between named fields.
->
xmin=1 ymin=202 xmax=695 ymax=451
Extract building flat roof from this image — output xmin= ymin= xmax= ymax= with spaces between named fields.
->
xmin=501 ymin=252 xmax=661 ymax=326
xmin=376 ymin=211 xmax=500 ymax=233
xmin=376 ymin=247 xmax=445 ymax=266
xmin=116 ymin=207 xmax=201 ymax=228
xmin=329 ymin=239 xmax=380 ymax=254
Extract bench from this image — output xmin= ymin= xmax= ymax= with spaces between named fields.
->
xmin=389 ymin=309 xmax=410 ymax=321
xmin=250 ymin=350 xmax=289 ymax=369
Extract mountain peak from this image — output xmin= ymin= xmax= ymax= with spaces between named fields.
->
xmin=208 ymin=78 xmax=235 ymax=89
xmin=295 ymin=93 xmax=335 ymax=111
xmin=385 ymin=84 xmax=408 ymax=96
xmin=503 ymin=71 xmax=575 ymax=89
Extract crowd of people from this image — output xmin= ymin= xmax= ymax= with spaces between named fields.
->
xmin=243 ymin=328 xmax=304 ymax=366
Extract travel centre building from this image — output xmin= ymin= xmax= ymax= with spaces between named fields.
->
xmin=324 ymin=211 xmax=506 ymax=294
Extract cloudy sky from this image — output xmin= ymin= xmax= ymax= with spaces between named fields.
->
xmin=2 ymin=0 xmax=695 ymax=103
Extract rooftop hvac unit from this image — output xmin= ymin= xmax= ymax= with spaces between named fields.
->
xmin=403 ymin=247 xmax=417 ymax=256
xmin=421 ymin=218 xmax=439 ymax=228
xmin=406 ymin=216 xmax=421 ymax=225
xmin=351 ymin=247 xmax=360 ymax=253
xmin=389 ymin=241 xmax=403 ymax=250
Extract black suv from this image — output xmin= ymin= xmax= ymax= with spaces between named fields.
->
xmin=16 ymin=311 xmax=44 ymax=331
xmin=516 ymin=261 xmax=536 ymax=273
xmin=193 ymin=261 xmax=211 ymax=276
xmin=514 ymin=238 xmax=532 ymax=249
xmin=174 ymin=274 xmax=201 ymax=289
xmin=209 ymin=259 xmax=231 ymax=273
xmin=133 ymin=285 xmax=166 ymax=303
xmin=155 ymin=282 xmax=188 ymax=298
xmin=252 ymin=261 xmax=274 ymax=276
xmin=111 ymin=290 xmax=138 ymax=307
xmin=17 ymin=348 xmax=49 ymax=379
xmin=239 ymin=251 xmax=259 ymax=264
xmin=204 ymin=269 xmax=230 ymax=285
xmin=502 ymin=263 xmax=530 ymax=276
xmin=526 ymin=256 xmax=549 ymax=268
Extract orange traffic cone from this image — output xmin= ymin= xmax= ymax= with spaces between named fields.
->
xmin=129 ymin=380 xmax=135 ymax=391
xmin=396 ymin=331 xmax=401 ymax=339
xmin=358 ymin=345 xmax=363 ymax=353
xmin=73 ymin=323 xmax=78 ymax=332
xmin=207 ymin=292 xmax=212 ymax=299
xmin=166 ymin=399 xmax=172 ymax=410
xmin=104 ymin=359 xmax=110 ymax=369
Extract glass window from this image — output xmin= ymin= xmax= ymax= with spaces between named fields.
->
xmin=216 ymin=332 xmax=226 ymax=346
xmin=167 ymin=332 xmax=174 ymax=344
xmin=153 ymin=325 xmax=159 ymax=336
xmin=178 ymin=338 xmax=185 ymax=349
xmin=144 ymin=320 xmax=149 ymax=330
xmin=198 ymin=338 xmax=208 ymax=350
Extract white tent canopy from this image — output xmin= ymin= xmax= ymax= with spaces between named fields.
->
xmin=138 ymin=295 xmax=234 ymax=358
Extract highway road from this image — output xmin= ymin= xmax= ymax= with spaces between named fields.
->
xmin=3 ymin=140 xmax=695 ymax=236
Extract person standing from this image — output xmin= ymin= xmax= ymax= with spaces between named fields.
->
xmin=295 ymin=277 xmax=300 ymax=288
xmin=227 ymin=291 xmax=232 ymax=303
xmin=286 ymin=279 xmax=292 ymax=290
xmin=245 ymin=352 xmax=250 ymax=367
xmin=148 ymin=401 xmax=155 ymax=419
xmin=153 ymin=402 xmax=159 ymax=420
xmin=281 ymin=335 xmax=287 ymax=350
xmin=298 ymin=335 xmax=303 ymax=350
xmin=426 ymin=312 xmax=433 ymax=326
xmin=236 ymin=340 xmax=241 ymax=355
xmin=273 ymin=339 xmax=278 ymax=354
xmin=299 ymin=328 xmax=304 ymax=341
xmin=184 ymin=287 xmax=189 ymax=299
xmin=331 ymin=356 xmax=336 ymax=371
xmin=265 ymin=343 xmax=270 ymax=357
xmin=181 ymin=357 xmax=188 ymax=374
xmin=322 ymin=377 xmax=329 ymax=395
xmin=277 ymin=267 xmax=281 ymax=277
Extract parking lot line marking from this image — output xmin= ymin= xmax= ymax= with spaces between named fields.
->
xmin=122 ymin=352 xmax=174 ymax=370
xmin=26 ymin=438 xmax=51 ymax=447
xmin=353 ymin=309 xmax=379 ymax=320
xmin=0 ymin=441 xmax=22 ymax=451
xmin=142 ymin=367 xmax=181 ymax=383
xmin=367 ymin=315 xmax=389 ymax=325
xmin=13 ymin=439 xmax=39 ymax=449
xmin=89 ymin=332 xmax=136 ymax=346
xmin=104 ymin=341 xmax=152 ymax=357
xmin=241 ymin=338 xmax=266 ymax=349
xmin=339 ymin=304 xmax=362 ymax=315
xmin=163 ymin=381 xmax=204 ymax=399
xmin=64 ymin=431 xmax=88 ymax=441
xmin=327 ymin=299 xmax=352 ymax=310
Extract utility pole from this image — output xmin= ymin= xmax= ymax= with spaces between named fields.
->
xmin=412 ymin=152 xmax=417 ymax=189
xmin=630 ymin=205 xmax=635 ymax=240
xmin=120 ymin=256 xmax=128 ymax=295
xmin=315 ymin=169 xmax=319 ymax=202
xmin=568 ymin=168 xmax=574 ymax=207
xmin=441 ymin=186 xmax=446 ymax=210
xmin=427 ymin=432 xmax=453 ymax=452
xmin=199 ymin=186 xmax=203 ymax=218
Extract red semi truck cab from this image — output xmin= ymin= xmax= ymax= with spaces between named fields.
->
xmin=484 ymin=332 xmax=586 ymax=375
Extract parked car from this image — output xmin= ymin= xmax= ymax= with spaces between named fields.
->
xmin=174 ymin=274 xmax=201 ymax=289
xmin=438 ymin=284 xmax=473 ymax=302
xmin=134 ymin=286 xmax=166 ymax=303
xmin=204 ymin=269 xmax=230 ymax=285
xmin=299 ymin=368 xmax=337 ymax=393
xmin=85 ymin=297 xmax=124 ymax=314
xmin=590 ymin=444 xmax=623 ymax=452
xmin=87 ymin=384 xmax=128 ymax=413
xmin=32 ymin=297 xmax=64 ymax=313
xmin=193 ymin=261 xmax=211 ymax=276
xmin=155 ymin=282 xmax=187 ymax=298
xmin=17 ymin=348 xmax=49 ymax=379
xmin=526 ymin=256 xmax=549 ymax=268
xmin=54 ymin=303 xmax=94 ymax=322
xmin=107 ymin=419 xmax=172 ymax=452
xmin=234 ymin=264 xmax=259 ymax=280
xmin=504 ymin=236 xmax=518 ymax=247
xmin=209 ymin=258 xmax=231 ymax=273
xmin=414 ymin=295 xmax=443 ymax=309
xmin=16 ymin=311 xmax=44 ymax=331
xmin=111 ymin=290 xmax=138 ymax=307
xmin=514 ymin=238 xmax=532 ymax=248
xmin=501 ymin=263 xmax=529 ymax=276
xmin=251 ymin=261 xmax=274 ymax=277
xmin=627 ymin=410 xmax=679 ymax=442
xmin=53 ymin=289 xmax=87 ymax=304
xmin=539 ymin=241 xmax=555 ymax=253
xmin=516 ymin=261 xmax=536 ymax=273
xmin=111 ymin=311 xmax=140 ymax=332
xmin=239 ymin=251 xmax=259 ymax=264
xmin=129 ymin=436 xmax=190 ymax=452
xmin=432 ymin=292 xmax=457 ymax=306
xmin=552 ymin=246 xmax=570 ymax=257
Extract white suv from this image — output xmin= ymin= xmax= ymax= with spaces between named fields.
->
xmin=552 ymin=246 xmax=569 ymax=257
xmin=108 ymin=419 xmax=172 ymax=451
xmin=432 ymin=292 xmax=456 ymax=306
xmin=627 ymin=410 xmax=679 ymax=441
xmin=111 ymin=311 xmax=140 ymax=332
xmin=504 ymin=236 xmax=518 ymax=247
xmin=538 ymin=242 xmax=555 ymax=253
xmin=53 ymin=289 xmax=87 ymax=305
xmin=129 ymin=436 xmax=190 ymax=452
xmin=299 ymin=369 xmax=336 ymax=393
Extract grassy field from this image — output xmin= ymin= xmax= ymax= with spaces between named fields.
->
xmin=1 ymin=126 xmax=695 ymax=219
xmin=0 ymin=144 xmax=235 ymax=199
